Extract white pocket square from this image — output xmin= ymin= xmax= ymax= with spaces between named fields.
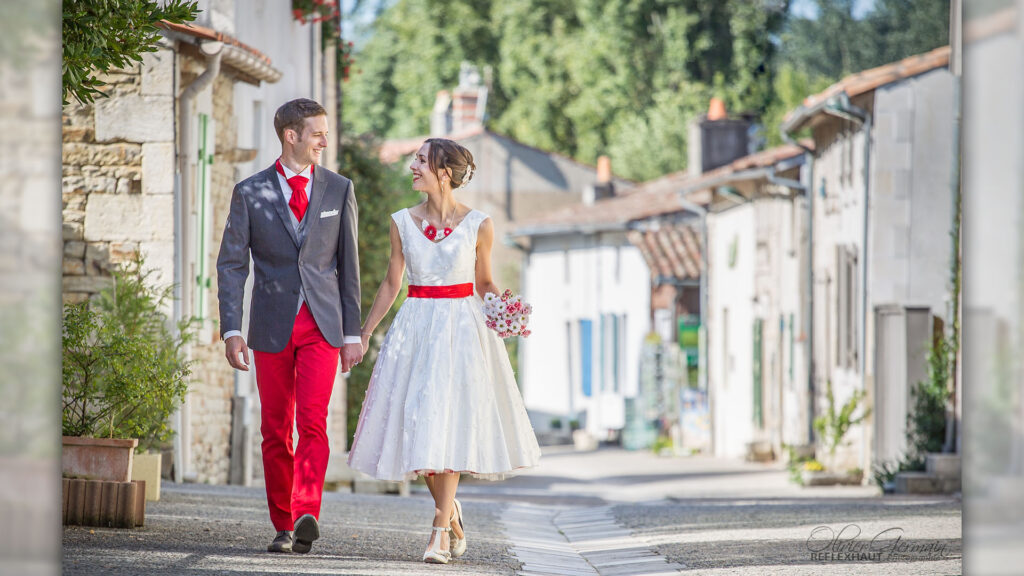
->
xmin=320 ymin=209 xmax=339 ymax=218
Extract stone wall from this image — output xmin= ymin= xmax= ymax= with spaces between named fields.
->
xmin=62 ymin=47 xmax=176 ymax=305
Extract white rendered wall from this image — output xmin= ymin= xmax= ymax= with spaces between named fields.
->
xmin=520 ymin=233 xmax=650 ymax=437
xmin=707 ymin=203 xmax=756 ymax=458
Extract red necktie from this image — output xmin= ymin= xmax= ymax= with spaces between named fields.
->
xmin=276 ymin=159 xmax=311 ymax=221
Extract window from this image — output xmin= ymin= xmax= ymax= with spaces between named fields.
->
xmin=580 ymin=319 xmax=593 ymax=397
xmin=836 ymin=245 xmax=859 ymax=370
xmin=599 ymin=313 xmax=623 ymax=394
xmin=614 ymin=314 xmax=623 ymax=394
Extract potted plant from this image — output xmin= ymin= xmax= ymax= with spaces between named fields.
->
xmin=62 ymin=255 xmax=192 ymax=490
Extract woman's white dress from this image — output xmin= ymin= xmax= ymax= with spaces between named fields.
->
xmin=347 ymin=208 xmax=541 ymax=481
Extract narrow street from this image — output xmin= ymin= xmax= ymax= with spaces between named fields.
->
xmin=63 ymin=447 xmax=962 ymax=575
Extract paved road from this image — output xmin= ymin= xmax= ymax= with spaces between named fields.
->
xmin=63 ymin=447 xmax=962 ymax=575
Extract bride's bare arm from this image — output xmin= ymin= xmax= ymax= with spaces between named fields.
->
xmin=360 ymin=220 xmax=405 ymax=348
xmin=475 ymin=217 xmax=500 ymax=297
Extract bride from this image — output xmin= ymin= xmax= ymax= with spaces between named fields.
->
xmin=347 ymin=137 xmax=541 ymax=564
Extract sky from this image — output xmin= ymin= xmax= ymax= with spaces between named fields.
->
xmin=789 ymin=0 xmax=878 ymax=20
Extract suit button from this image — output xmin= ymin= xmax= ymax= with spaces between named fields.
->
xmin=292 ymin=288 xmax=299 ymax=294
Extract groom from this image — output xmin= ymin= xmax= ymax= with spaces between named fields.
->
xmin=217 ymin=98 xmax=363 ymax=554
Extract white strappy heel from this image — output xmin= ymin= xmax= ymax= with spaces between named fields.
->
xmin=450 ymin=498 xmax=467 ymax=558
xmin=423 ymin=526 xmax=452 ymax=564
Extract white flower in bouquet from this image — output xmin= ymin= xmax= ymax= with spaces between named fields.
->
xmin=482 ymin=290 xmax=532 ymax=339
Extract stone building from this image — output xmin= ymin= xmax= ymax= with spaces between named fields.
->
xmin=61 ymin=1 xmax=345 ymax=485
xmin=781 ymin=46 xmax=956 ymax=474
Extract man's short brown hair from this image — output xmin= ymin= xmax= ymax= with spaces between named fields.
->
xmin=273 ymin=98 xmax=327 ymax=143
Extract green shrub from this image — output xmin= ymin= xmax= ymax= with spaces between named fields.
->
xmin=62 ymin=256 xmax=192 ymax=451
xmin=784 ymin=444 xmax=814 ymax=485
xmin=872 ymin=334 xmax=953 ymax=487
xmin=813 ymin=380 xmax=871 ymax=458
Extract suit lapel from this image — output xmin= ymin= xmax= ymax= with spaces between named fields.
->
xmin=300 ymin=164 xmax=329 ymax=245
xmin=265 ymin=164 xmax=301 ymax=248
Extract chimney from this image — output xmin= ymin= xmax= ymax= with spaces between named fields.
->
xmin=688 ymin=98 xmax=753 ymax=177
xmin=450 ymin=62 xmax=487 ymax=134
xmin=431 ymin=90 xmax=452 ymax=136
xmin=597 ymin=155 xmax=612 ymax=183
xmin=584 ymin=155 xmax=615 ymax=205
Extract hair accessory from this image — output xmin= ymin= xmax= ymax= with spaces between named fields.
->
xmin=456 ymin=165 xmax=473 ymax=190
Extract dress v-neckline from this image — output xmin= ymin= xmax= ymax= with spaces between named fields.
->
xmin=406 ymin=208 xmax=474 ymax=246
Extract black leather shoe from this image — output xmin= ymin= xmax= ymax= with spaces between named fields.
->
xmin=292 ymin=514 xmax=320 ymax=554
xmin=267 ymin=530 xmax=293 ymax=553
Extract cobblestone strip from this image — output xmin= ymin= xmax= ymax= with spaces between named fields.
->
xmin=503 ymin=504 xmax=684 ymax=576
xmin=504 ymin=503 xmax=599 ymax=575
xmin=555 ymin=507 xmax=686 ymax=575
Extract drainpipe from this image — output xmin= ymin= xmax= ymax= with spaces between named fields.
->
xmin=780 ymin=130 xmax=816 ymax=447
xmin=823 ymin=92 xmax=871 ymax=470
xmin=173 ymin=41 xmax=223 ymax=483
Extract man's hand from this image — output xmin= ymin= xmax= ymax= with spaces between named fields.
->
xmin=225 ymin=335 xmax=250 ymax=371
xmin=340 ymin=342 xmax=364 ymax=373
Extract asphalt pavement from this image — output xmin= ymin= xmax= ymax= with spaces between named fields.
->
xmin=63 ymin=447 xmax=962 ymax=575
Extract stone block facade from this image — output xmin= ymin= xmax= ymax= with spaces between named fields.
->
xmin=61 ymin=38 xmax=347 ymax=487
xmin=61 ymin=47 xmax=175 ymax=306
xmin=60 ymin=47 xmax=239 ymax=485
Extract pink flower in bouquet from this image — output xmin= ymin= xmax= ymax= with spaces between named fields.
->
xmin=482 ymin=290 xmax=532 ymax=339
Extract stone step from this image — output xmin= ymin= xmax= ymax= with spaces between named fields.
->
xmin=894 ymin=471 xmax=961 ymax=494
xmin=926 ymin=453 xmax=961 ymax=479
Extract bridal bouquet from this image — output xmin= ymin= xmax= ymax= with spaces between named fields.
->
xmin=483 ymin=289 xmax=532 ymax=339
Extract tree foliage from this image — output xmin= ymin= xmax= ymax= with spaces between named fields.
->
xmin=345 ymin=0 xmax=950 ymax=181
xmin=346 ymin=0 xmax=788 ymax=181
xmin=779 ymin=0 xmax=950 ymax=83
xmin=62 ymin=0 xmax=199 ymax=105
xmin=340 ymin=134 xmax=420 ymax=445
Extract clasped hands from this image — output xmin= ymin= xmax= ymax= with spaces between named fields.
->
xmin=224 ymin=335 xmax=365 ymax=373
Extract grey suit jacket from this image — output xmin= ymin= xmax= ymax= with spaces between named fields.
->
xmin=216 ymin=163 xmax=360 ymax=353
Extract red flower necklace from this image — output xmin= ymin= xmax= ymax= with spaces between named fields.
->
xmin=420 ymin=208 xmax=456 ymax=242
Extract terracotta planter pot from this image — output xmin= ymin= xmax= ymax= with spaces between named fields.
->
xmin=62 ymin=436 xmax=138 ymax=482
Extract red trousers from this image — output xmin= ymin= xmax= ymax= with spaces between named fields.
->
xmin=253 ymin=303 xmax=339 ymax=531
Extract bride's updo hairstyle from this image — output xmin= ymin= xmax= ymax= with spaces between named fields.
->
xmin=425 ymin=138 xmax=476 ymax=190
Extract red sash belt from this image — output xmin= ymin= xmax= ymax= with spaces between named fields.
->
xmin=408 ymin=283 xmax=474 ymax=299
